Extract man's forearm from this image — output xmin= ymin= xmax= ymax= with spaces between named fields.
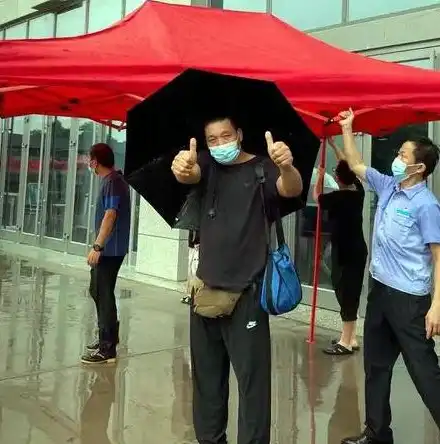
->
xmin=277 ymin=165 xmax=303 ymax=198
xmin=312 ymin=173 xmax=324 ymax=201
xmin=341 ymin=126 xmax=363 ymax=169
xmin=95 ymin=211 xmax=117 ymax=246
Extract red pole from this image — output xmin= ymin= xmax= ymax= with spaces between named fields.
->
xmin=307 ymin=138 xmax=327 ymax=344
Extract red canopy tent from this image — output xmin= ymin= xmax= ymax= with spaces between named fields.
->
xmin=2 ymin=0 xmax=440 ymax=135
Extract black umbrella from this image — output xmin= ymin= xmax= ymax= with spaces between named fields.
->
xmin=125 ymin=69 xmax=321 ymax=226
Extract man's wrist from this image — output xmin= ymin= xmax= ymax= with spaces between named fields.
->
xmin=341 ymin=124 xmax=353 ymax=133
xmin=93 ymin=242 xmax=104 ymax=252
xmin=279 ymin=163 xmax=296 ymax=174
xmin=432 ymin=292 xmax=440 ymax=305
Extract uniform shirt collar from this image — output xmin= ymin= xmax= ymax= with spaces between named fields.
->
xmin=394 ymin=180 xmax=426 ymax=200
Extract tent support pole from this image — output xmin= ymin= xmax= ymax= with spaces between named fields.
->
xmin=307 ymin=137 xmax=327 ymax=344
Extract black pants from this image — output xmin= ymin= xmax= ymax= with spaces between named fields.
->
xmin=331 ymin=247 xmax=367 ymax=322
xmin=190 ymin=283 xmax=271 ymax=444
xmin=364 ymin=279 xmax=440 ymax=442
xmin=89 ymin=255 xmax=124 ymax=355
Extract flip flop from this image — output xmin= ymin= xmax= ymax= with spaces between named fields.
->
xmin=332 ymin=339 xmax=360 ymax=351
xmin=323 ymin=343 xmax=354 ymax=355
xmin=181 ymin=296 xmax=191 ymax=305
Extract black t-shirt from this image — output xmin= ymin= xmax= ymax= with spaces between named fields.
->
xmin=318 ymin=178 xmax=367 ymax=264
xmin=196 ymin=152 xmax=281 ymax=292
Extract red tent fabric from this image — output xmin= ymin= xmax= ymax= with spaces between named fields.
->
xmin=2 ymin=0 xmax=440 ymax=135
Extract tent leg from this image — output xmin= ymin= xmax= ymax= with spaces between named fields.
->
xmin=307 ymin=138 xmax=327 ymax=344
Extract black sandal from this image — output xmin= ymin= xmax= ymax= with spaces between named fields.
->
xmin=323 ymin=343 xmax=354 ymax=355
xmin=332 ymin=339 xmax=360 ymax=351
xmin=181 ymin=296 xmax=191 ymax=305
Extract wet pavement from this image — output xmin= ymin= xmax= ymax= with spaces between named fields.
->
xmin=0 ymin=254 xmax=438 ymax=444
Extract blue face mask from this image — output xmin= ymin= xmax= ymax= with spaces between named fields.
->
xmin=209 ymin=140 xmax=240 ymax=165
xmin=391 ymin=157 xmax=422 ymax=183
xmin=391 ymin=157 xmax=408 ymax=183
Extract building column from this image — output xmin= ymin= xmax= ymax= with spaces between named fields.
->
xmin=135 ymin=201 xmax=189 ymax=282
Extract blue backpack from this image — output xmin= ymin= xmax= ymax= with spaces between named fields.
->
xmin=256 ymin=164 xmax=303 ymax=315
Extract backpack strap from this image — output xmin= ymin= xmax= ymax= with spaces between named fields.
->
xmin=205 ymin=160 xmax=217 ymax=219
xmin=255 ymin=163 xmax=285 ymax=248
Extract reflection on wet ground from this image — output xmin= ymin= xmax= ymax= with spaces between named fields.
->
xmin=0 ymin=254 xmax=438 ymax=444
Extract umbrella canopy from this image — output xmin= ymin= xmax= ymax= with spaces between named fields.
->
xmin=125 ymin=69 xmax=321 ymax=226
xmin=2 ymin=1 xmax=440 ymax=135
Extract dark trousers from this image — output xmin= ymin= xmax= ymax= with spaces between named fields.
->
xmin=331 ymin=246 xmax=367 ymax=322
xmin=190 ymin=284 xmax=271 ymax=444
xmin=89 ymin=255 xmax=124 ymax=355
xmin=364 ymin=279 xmax=440 ymax=442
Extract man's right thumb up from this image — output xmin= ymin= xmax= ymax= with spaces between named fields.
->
xmin=188 ymin=138 xmax=197 ymax=163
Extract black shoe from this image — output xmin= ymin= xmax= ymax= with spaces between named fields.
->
xmin=342 ymin=432 xmax=393 ymax=444
xmin=81 ymin=350 xmax=116 ymax=365
xmin=86 ymin=341 xmax=100 ymax=352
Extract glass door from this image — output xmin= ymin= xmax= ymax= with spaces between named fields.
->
xmin=293 ymin=133 xmax=368 ymax=312
xmin=67 ymin=120 xmax=97 ymax=256
xmin=40 ymin=117 xmax=75 ymax=252
xmin=0 ymin=117 xmax=27 ymax=242
xmin=19 ymin=116 xmax=47 ymax=246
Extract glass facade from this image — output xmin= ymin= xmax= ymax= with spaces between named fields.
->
xmin=221 ymin=0 xmax=440 ymax=29
xmin=349 ymin=0 xmax=440 ymax=21
xmin=272 ymin=0 xmax=343 ymax=30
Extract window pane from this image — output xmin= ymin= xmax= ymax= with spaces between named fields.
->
xmin=29 ymin=14 xmax=55 ymax=38
xmin=44 ymin=117 xmax=72 ymax=239
xmin=349 ymin=0 xmax=440 ymax=21
xmin=4 ymin=23 xmax=27 ymax=39
xmin=294 ymin=136 xmax=343 ymax=290
xmin=125 ymin=0 xmax=145 ymax=15
xmin=23 ymin=116 xmax=45 ymax=235
xmin=56 ymin=4 xmax=86 ymax=37
xmin=72 ymin=120 xmax=95 ymax=244
xmin=272 ymin=0 xmax=343 ymax=30
xmin=106 ymin=128 xmax=126 ymax=171
xmin=88 ymin=0 xmax=123 ymax=33
xmin=223 ymin=0 xmax=267 ymax=12
xmin=1 ymin=118 xmax=25 ymax=229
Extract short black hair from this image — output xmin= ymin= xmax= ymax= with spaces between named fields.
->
xmin=90 ymin=143 xmax=115 ymax=168
xmin=204 ymin=115 xmax=239 ymax=131
xmin=409 ymin=137 xmax=439 ymax=178
xmin=335 ymin=160 xmax=356 ymax=186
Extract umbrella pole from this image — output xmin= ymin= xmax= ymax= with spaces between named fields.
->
xmin=307 ymin=137 xmax=327 ymax=344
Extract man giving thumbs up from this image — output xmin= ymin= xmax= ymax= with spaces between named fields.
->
xmin=171 ymin=137 xmax=201 ymax=184
xmin=171 ymin=116 xmax=303 ymax=444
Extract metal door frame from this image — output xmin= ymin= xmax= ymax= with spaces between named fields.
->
xmin=0 ymin=117 xmax=30 ymax=243
xmin=0 ymin=119 xmax=9 ymax=230
xmin=66 ymin=120 xmax=100 ymax=256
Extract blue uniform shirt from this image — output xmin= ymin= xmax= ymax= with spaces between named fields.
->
xmin=366 ymin=167 xmax=440 ymax=295
xmin=95 ymin=170 xmax=131 ymax=257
